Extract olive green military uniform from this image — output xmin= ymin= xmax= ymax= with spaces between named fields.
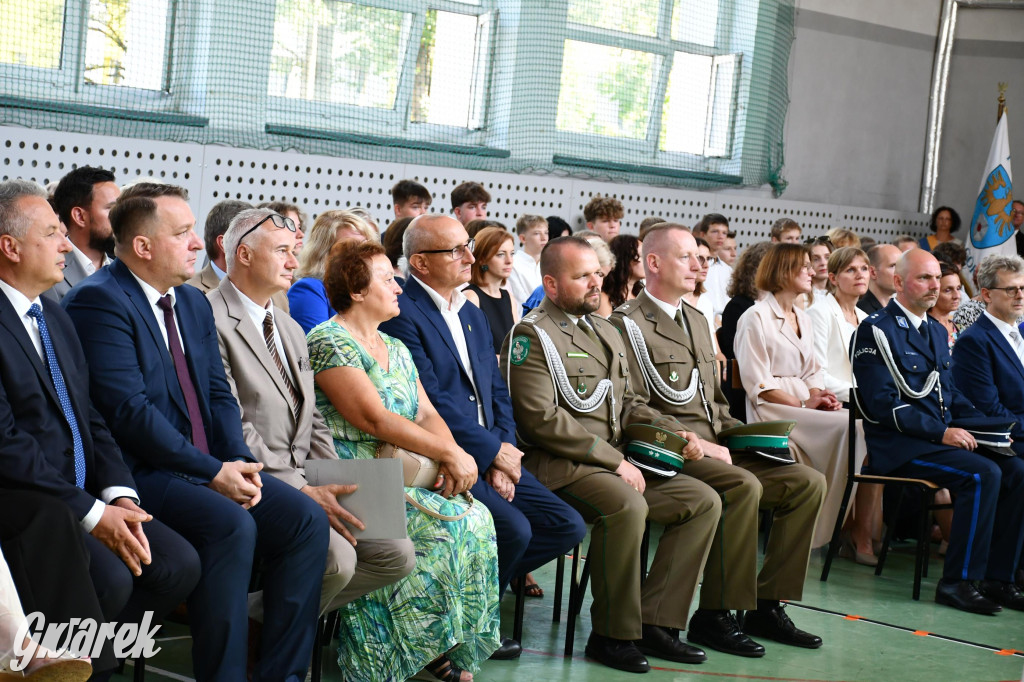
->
xmin=500 ymin=298 xmax=720 ymax=640
xmin=609 ymin=291 xmax=826 ymax=610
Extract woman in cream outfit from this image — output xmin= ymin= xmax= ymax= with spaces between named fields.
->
xmin=735 ymin=243 xmax=851 ymax=548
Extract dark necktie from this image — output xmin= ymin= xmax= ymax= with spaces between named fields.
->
xmin=27 ymin=304 xmax=85 ymax=488
xmin=157 ymin=295 xmax=209 ymax=454
xmin=918 ymin=320 xmax=931 ymax=346
xmin=263 ymin=311 xmax=300 ymax=417
xmin=580 ymin=316 xmax=610 ymax=364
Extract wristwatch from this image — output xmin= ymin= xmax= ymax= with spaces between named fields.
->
xmin=800 ymin=400 xmax=807 ymax=408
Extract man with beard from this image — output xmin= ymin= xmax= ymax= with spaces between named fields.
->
xmin=501 ymin=235 xmax=721 ymax=673
xmin=45 ymin=166 xmax=119 ymax=301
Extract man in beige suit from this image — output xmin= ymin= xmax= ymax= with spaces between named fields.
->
xmin=500 ymin=235 xmax=720 ymax=673
xmin=610 ymin=224 xmax=826 ymax=657
xmin=188 ymin=199 xmax=292 ymax=313
xmin=208 ymin=207 xmax=415 ymax=619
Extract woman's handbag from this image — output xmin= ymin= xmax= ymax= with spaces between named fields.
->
xmin=375 ymin=442 xmax=475 ymax=522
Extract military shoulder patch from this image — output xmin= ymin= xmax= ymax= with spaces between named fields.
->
xmin=510 ymin=336 xmax=531 ymax=365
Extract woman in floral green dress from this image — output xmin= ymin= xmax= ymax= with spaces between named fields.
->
xmin=307 ymin=239 xmax=500 ymax=682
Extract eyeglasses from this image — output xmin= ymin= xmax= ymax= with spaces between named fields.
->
xmin=236 ymin=213 xmax=296 ymax=248
xmin=987 ymin=285 xmax=1024 ymax=296
xmin=417 ymin=238 xmax=475 ymax=261
xmin=805 ymin=235 xmax=833 ymax=247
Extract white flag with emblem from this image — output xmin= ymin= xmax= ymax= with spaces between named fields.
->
xmin=966 ymin=111 xmax=1014 ymax=276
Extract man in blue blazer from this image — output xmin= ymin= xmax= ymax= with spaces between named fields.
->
xmin=952 ymin=253 xmax=1024 ymax=593
xmin=380 ymin=215 xmax=586 ymax=658
xmin=0 ymin=179 xmax=199 ymax=676
xmin=64 ymin=182 xmax=329 ymax=682
xmin=851 ymin=248 xmax=1024 ymax=614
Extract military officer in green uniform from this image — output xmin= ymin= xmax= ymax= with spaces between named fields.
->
xmin=609 ymin=223 xmax=826 ymax=656
xmin=500 ymin=235 xmax=720 ymax=673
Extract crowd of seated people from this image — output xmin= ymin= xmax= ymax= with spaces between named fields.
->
xmin=2 ymin=165 xmax=1024 ymax=682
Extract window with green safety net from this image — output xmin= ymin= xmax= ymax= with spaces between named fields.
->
xmin=0 ymin=0 xmax=795 ymax=192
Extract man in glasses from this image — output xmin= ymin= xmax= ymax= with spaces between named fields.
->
xmin=851 ymin=248 xmax=1024 ymax=615
xmin=381 ymin=214 xmax=586 ymax=660
xmin=952 ymin=253 xmax=1024 ymax=596
xmin=64 ymin=184 xmax=329 ymax=681
xmin=696 ymin=213 xmax=733 ymax=324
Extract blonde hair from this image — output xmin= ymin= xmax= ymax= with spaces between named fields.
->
xmin=827 ymin=228 xmax=861 ymax=249
xmin=296 ymin=210 xmax=377 ymax=279
xmin=584 ymin=235 xmax=616 ymax=271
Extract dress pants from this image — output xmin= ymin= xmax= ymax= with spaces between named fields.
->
xmin=471 ymin=469 xmax=587 ymax=592
xmin=555 ymin=470 xmax=720 ymax=640
xmin=136 ymin=469 xmax=329 ymax=682
xmin=889 ymin=449 xmax=1024 ymax=582
xmin=685 ymin=455 xmax=825 ymax=610
xmin=0 ymin=491 xmax=116 ymax=673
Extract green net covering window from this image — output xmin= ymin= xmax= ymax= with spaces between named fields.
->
xmin=0 ymin=0 xmax=794 ymax=192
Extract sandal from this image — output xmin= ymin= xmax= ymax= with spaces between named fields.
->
xmin=413 ymin=655 xmax=471 ymax=682
xmin=510 ymin=576 xmax=544 ymax=599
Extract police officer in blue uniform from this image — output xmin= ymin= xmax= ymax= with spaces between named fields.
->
xmin=851 ymin=248 xmax=1024 ymax=614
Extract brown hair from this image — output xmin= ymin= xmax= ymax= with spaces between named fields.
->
xmin=755 ymin=243 xmax=807 ymax=293
xmin=111 ymin=182 xmax=189 ymax=245
xmin=451 ymin=181 xmax=490 ymax=209
xmin=583 ymin=195 xmax=624 ymax=222
xmin=471 ymin=227 xmax=515 ymax=286
xmin=324 ymin=240 xmax=387 ymax=313
xmin=382 ymin=217 xmax=413 ymax=268
xmin=769 ymin=217 xmax=801 ymax=241
xmin=465 ymin=219 xmax=507 ymax=238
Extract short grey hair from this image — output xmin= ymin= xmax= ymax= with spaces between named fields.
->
xmin=977 ymin=254 xmax=1024 ymax=290
xmin=0 ymin=179 xmax=48 ymax=238
xmin=224 ymin=208 xmax=277 ymax=272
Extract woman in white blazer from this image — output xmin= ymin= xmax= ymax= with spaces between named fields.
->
xmin=807 ymin=247 xmax=879 ymax=566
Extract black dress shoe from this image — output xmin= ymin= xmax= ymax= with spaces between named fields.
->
xmin=489 ymin=637 xmax=523 ymax=660
xmin=1014 ymin=568 xmax=1024 ymax=591
xmin=585 ymin=633 xmax=650 ymax=673
xmin=742 ymin=603 xmax=822 ymax=649
xmin=978 ymin=580 xmax=1024 ymax=611
xmin=637 ymin=624 xmax=707 ymax=664
xmin=935 ymin=580 xmax=1002 ymax=615
xmin=686 ymin=609 xmax=765 ymax=658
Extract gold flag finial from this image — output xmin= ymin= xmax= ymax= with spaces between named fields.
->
xmin=998 ymin=82 xmax=1008 ymax=121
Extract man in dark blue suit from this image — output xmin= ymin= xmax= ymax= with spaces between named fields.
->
xmin=63 ymin=182 xmax=329 ymax=682
xmin=380 ymin=214 xmax=586 ymax=658
xmin=0 ymin=179 xmax=199 ymax=676
xmin=952 ymin=253 xmax=1024 ymax=594
xmin=851 ymin=248 xmax=1024 ymax=614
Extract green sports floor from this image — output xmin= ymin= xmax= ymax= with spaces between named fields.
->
xmin=116 ymin=534 xmax=1024 ymax=682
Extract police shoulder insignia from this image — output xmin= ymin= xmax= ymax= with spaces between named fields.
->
xmin=510 ymin=336 xmax=531 ymax=365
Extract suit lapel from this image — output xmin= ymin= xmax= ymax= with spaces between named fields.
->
xmin=767 ymin=294 xmax=804 ymax=352
xmin=543 ymin=300 xmax=610 ymax=369
xmin=111 ymin=262 xmax=189 ymax=420
xmin=0 ymin=295 xmax=59 ymax=406
xmin=222 ymin=280 xmax=295 ymax=412
xmin=982 ymin=316 xmax=1024 ymax=382
xmin=407 ymin=278 xmax=465 ymax=372
xmin=63 ymin=256 xmax=89 ymax=288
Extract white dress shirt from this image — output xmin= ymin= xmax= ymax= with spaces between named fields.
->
xmin=413 ymin=276 xmax=485 ymax=426
xmin=0 ymin=279 xmax=137 ymax=531
xmin=238 ymin=289 xmax=294 ymax=384
xmin=646 ymin=291 xmax=690 ymax=334
xmin=984 ymin=311 xmax=1024 ymax=368
xmin=508 ymin=250 xmax=541 ymax=306
xmin=129 ymin=270 xmax=183 ymax=353
xmin=69 ymin=243 xmax=112 ymax=276
xmin=704 ymin=258 xmax=732 ymax=317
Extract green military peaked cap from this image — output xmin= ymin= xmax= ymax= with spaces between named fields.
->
xmin=624 ymin=423 xmax=689 ymax=477
xmin=717 ymin=420 xmax=797 ymax=464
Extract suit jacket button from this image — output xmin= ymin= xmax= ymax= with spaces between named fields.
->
xmin=469 ymin=396 xmax=476 ymax=402
xmin=290 ymin=444 xmax=297 ymax=452
xmin=669 ymin=355 xmax=675 ymax=359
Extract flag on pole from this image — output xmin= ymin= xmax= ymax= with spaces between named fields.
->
xmin=966 ymin=111 xmax=1014 ymax=276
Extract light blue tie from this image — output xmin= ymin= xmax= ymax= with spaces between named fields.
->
xmin=27 ymin=303 xmax=86 ymax=488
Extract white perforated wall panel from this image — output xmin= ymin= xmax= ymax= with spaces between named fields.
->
xmin=1 ymin=126 xmax=930 ymax=252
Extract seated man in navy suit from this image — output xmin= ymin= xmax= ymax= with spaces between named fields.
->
xmin=63 ymin=182 xmax=329 ymax=682
xmin=0 ymin=179 xmax=199 ymax=677
xmin=851 ymin=248 xmax=1024 ymax=614
xmin=380 ymin=214 xmax=586 ymax=659
xmin=952 ymin=253 xmax=1024 ymax=594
